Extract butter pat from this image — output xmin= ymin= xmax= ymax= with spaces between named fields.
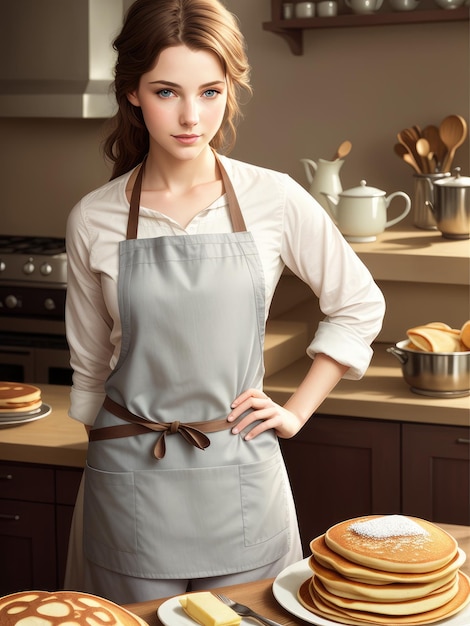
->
xmin=179 ymin=592 xmax=241 ymax=626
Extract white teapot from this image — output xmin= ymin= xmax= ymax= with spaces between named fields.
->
xmin=322 ymin=180 xmax=411 ymax=242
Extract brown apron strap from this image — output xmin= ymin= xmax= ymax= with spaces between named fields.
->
xmin=127 ymin=157 xmax=146 ymax=240
xmin=213 ymin=152 xmax=247 ymax=233
xmin=89 ymin=396 xmax=237 ymax=460
xmin=125 ymin=151 xmax=247 ymax=240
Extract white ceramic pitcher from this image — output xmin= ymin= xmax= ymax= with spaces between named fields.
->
xmin=300 ymin=158 xmax=344 ymax=214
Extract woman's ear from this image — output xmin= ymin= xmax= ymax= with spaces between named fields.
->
xmin=127 ymin=91 xmax=140 ymax=107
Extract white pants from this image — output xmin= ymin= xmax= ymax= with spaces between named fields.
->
xmin=65 ymin=474 xmax=302 ymax=605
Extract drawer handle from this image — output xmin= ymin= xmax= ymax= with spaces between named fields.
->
xmin=457 ymin=438 xmax=470 ymax=444
xmin=0 ymin=513 xmax=20 ymax=521
xmin=0 ymin=474 xmax=13 ymax=480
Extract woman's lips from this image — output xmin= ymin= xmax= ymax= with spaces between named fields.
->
xmin=173 ymin=134 xmax=200 ymax=145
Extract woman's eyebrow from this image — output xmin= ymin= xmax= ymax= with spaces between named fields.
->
xmin=148 ymin=79 xmax=226 ymax=87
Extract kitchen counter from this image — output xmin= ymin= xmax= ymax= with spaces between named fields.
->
xmin=0 ymin=385 xmax=86 ymax=468
xmin=0 ymin=344 xmax=468 ymax=469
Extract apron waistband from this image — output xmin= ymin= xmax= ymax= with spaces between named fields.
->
xmin=89 ymin=395 xmax=236 ymax=460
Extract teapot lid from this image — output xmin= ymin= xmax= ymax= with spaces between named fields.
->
xmin=433 ymin=167 xmax=470 ymax=188
xmin=340 ymin=180 xmax=385 ymax=198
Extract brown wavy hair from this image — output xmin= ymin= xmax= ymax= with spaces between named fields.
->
xmin=103 ymin=0 xmax=252 ymax=179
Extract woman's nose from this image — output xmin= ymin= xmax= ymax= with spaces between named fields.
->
xmin=180 ymin=99 xmax=199 ymax=127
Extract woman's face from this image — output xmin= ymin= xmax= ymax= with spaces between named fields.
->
xmin=128 ymin=45 xmax=228 ymax=161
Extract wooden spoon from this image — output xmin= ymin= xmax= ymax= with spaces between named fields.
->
xmin=332 ymin=140 xmax=352 ymax=161
xmin=398 ymin=129 xmax=423 ymax=168
xmin=439 ymin=114 xmax=468 ymax=172
xmin=416 ymin=138 xmax=432 ymax=174
xmin=394 ymin=143 xmax=421 ymax=174
xmin=423 ymin=125 xmax=447 ymax=170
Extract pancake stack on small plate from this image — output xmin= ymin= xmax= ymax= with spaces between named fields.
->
xmin=0 ymin=382 xmax=42 ymax=414
xmin=298 ymin=515 xmax=470 ymax=625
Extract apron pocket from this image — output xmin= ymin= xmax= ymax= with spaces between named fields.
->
xmin=240 ymin=453 xmax=288 ymax=546
xmin=84 ymin=463 xmax=137 ymax=553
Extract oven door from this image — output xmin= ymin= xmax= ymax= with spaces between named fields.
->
xmin=34 ymin=347 xmax=72 ymax=386
xmin=0 ymin=345 xmax=35 ymax=382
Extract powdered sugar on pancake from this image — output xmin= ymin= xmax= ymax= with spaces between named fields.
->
xmin=349 ymin=515 xmax=429 ymax=539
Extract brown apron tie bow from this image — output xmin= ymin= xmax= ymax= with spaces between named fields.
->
xmin=88 ymin=396 xmax=235 ymax=460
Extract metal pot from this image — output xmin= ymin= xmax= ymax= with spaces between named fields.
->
xmin=387 ymin=340 xmax=470 ymax=397
xmin=425 ymin=167 xmax=470 ymax=240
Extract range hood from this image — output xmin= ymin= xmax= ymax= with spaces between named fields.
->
xmin=0 ymin=0 xmax=124 ymax=118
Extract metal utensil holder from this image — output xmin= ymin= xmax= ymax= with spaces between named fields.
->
xmin=412 ymin=172 xmax=450 ymax=230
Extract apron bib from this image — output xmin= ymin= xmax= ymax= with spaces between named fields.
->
xmin=83 ymin=154 xmax=291 ymax=578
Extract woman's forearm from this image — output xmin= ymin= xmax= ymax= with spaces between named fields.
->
xmin=282 ymin=352 xmax=349 ymax=433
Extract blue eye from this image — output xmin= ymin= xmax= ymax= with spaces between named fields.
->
xmin=203 ymin=89 xmax=219 ymax=98
xmin=157 ymin=89 xmax=174 ymax=98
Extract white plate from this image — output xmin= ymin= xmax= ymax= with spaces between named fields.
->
xmin=272 ymin=557 xmax=470 ymax=626
xmin=158 ymin=596 xmax=253 ymax=626
xmin=0 ymin=403 xmax=51 ymax=426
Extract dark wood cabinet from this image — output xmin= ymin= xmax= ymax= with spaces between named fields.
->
xmin=0 ymin=462 xmax=82 ymax=595
xmin=280 ymin=415 xmax=401 ymax=554
xmin=402 ymin=423 xmax=470 ymax=526
xmin=281 ymin=416 xmax=470 ymax=555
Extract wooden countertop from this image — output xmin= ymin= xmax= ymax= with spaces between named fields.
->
xmin=125 ymin=523 xmax=470 ymax=626
xmin=0 ymin=346 xmax=469 ymax=469
xmin=265 ymin=343 xmax=470 ymax=427
xmin=0 ymin=385 xmax=87 ymax=468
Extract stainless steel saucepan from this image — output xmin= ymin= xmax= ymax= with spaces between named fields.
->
xmin=387 ymin=340 xmax=470 ymax=398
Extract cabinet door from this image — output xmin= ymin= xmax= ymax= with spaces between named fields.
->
xmin=402 ymin=423 xmax=470 ymax=525
xmin=280 ymin=415 xmax=401 ymax=554
xmin=0 ymin=499 xmax=56 ymax=594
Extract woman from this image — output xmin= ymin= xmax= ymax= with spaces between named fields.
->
xmin=65 ymin=0 xmax=385 ymax=604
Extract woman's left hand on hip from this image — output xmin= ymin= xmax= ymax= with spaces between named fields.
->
xmin=227 ymin=388 xmax=303 ymax=440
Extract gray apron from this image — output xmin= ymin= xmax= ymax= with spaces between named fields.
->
xmin=83 ymin=154 xmax=290 ymax=579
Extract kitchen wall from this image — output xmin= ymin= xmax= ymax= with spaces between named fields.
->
xmin=0 ymin=0 xmax=468 ymax=239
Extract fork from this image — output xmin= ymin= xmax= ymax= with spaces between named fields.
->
xmin=215 ymin=594 xmax=285 ymax=626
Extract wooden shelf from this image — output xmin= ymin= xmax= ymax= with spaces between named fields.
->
xmin=263 ymin=4 xmax=469 ymax=54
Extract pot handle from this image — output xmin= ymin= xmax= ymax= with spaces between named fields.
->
xmin=387 ymin=345 xmax=408 ymax=365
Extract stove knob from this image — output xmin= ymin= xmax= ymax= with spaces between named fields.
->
xmin=44 ymin=298 xmax=56 ymax=311
xmin=40 ymin=262 xmax=53 ymax=276
xmin=5 ymin=295 xmax=18 ymax=309
xmin=23 ymin=260 xmax=35 ymax=275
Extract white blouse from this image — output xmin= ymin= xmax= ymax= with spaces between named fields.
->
xmin=65 ymin=154 xmax=385 ymax=425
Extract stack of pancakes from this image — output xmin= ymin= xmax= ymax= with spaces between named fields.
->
xmin=0 ymin=382 xmax=42 ymax=413
xmin=298 ymin=515 xmax=470 ymax=625
xmin=0 ymin=590 xmax=147 ymax=625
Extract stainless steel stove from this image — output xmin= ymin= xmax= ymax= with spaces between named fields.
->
xmin=0 ymin=235 xmax=71 ymax=384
